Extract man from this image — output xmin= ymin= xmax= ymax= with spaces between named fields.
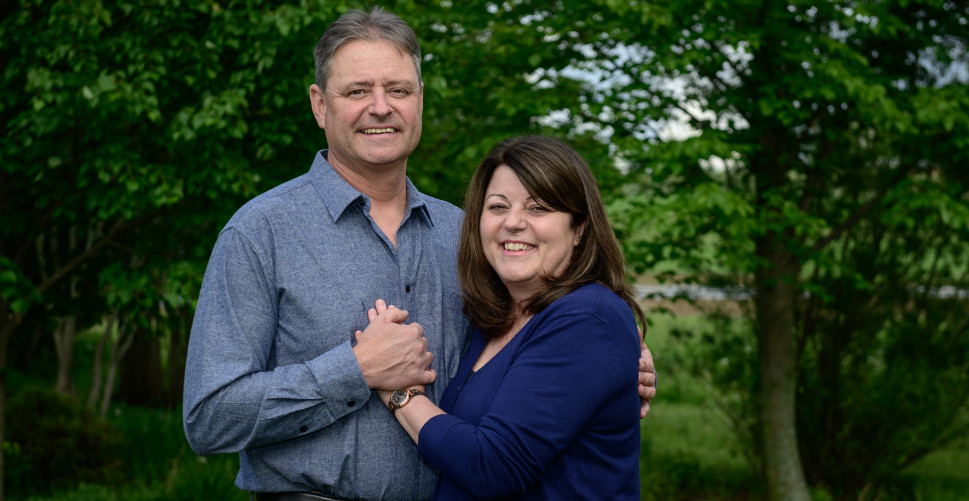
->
xmin=183 ymin=7 xmax=657 ymax=501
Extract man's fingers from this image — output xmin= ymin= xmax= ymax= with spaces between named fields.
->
xmin=372 ymin=306 xmax=409 ymax=324
xmin=639 ymin=345 xmax=655 ymax=372
xmin=421 ymin=367 xmax=438 ymax=385
xmin=639 ymin=383 xmax=657 ymax=400
xmin=638 ymin=370 xmax=657 ymax=387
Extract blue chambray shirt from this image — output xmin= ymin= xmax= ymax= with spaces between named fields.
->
xmin=183 ymin=151 xmax=470 ymax=500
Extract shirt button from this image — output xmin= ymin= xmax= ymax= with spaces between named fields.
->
xmin=347 ymin=400 xmax=356 ymax=407
xmin=299 ymin=425 xmax=308 ymax=433
xmin=405 ymin=285 xmax=411 ymax=293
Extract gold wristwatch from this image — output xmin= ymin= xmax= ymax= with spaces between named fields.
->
xmin=386 ymin=388 xmax=425 ymax=414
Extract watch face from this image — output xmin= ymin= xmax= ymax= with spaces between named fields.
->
xmin=390 ymin=389 xmax=409 ymax=407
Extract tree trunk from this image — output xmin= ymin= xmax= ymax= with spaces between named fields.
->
xmin=87 ymin=314 xmax=115 ymax=409
xmin=100 ymin=319 xmax=134 ymax=418
xmin=53 ymin=315 xmax=77 ymax=395
xmin=117 ymin=330 xmax=165 ymax=407
xmin=755 ymin=242 xmax=810 ymax=501
xmin=1 ymin=308 xmax=17 ymax=501
xmin=166 ymin=310 xmax=189 ymax=409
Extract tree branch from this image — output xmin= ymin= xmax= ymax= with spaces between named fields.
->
xmin=37 ymin=208 xmax=166 ymax=294
xmin=811 ymin=165 xmax=914 ymax=253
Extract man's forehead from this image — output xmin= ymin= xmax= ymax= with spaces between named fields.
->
xmin=329 ymin=41 xmax=419 ymax=83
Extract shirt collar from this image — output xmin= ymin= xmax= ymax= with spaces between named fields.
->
xmin=309 ymin=150 xmax=434 ymax=226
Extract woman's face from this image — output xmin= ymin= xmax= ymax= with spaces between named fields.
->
xmin=479 ymin=165 xmax=584 ymax=303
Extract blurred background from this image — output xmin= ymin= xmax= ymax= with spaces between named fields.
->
xmin=2 ymin=1 xmax=967 ymax=500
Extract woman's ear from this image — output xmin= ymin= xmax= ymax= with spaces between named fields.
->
xmin=573 ymin=220 xmax=588 ymax=247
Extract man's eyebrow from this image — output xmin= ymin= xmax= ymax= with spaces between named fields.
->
xmin=336 ymin=80 xmax=374 ymax=90
xmin=334 ymin=79 xmax=418 ymax=91
xmin=383 ymin=79 xmax=420 ymax=88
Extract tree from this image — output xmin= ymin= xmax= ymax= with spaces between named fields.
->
xmin=0 ymin=1 xmax=342 ymax=497
xmin=526 ymin=0 xmax=969 ymax=498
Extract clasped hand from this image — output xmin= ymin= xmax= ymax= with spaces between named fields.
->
xmin=352 ymin=299 xmax=436 ymax=396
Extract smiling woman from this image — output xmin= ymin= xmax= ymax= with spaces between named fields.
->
xmin=478 ymin=165 xmax=583 ymax=304
xmin=459 ymin=135 xmax=646 ymax=338
xmin=373 ymin=135 xmax=648 ymax=500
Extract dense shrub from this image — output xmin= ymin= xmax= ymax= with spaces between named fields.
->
xmin=5 ymin=387 xmax=123 ymax=497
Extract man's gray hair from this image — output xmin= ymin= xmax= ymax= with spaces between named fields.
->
xmin=314 ymin=7 xmax=422 ymax=90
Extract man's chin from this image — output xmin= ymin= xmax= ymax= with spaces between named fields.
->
xmin=359 ymin=146 xmax=418 ymax=168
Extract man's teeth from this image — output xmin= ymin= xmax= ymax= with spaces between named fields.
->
xmin=363 ymin=128 xmax=395 ymax=134
xmin=504 ymin=242 xmax=533 ymax=251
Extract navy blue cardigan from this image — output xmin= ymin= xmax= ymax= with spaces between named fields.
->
xmin=418 ymin=283 xmax=642 ymax=500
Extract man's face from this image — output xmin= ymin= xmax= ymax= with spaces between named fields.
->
xmin=311 ymin=39 xmax=423 ymax=174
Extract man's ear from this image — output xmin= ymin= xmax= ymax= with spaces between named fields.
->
xmin=309 ymin=84 xmax=326 ymax=129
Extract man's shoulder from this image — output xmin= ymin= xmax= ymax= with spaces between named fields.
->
xmin=224 ymin=173 xmax=315 ymax=231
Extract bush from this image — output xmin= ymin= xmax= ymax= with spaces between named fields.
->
xmin=5 ymin=387 xmax=124 ymax=497
xmin=795 ymin=216 xmax=969 ymax=498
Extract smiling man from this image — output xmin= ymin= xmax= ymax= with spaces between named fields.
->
xmin=183 ymin=7 xmax=657 ymax=501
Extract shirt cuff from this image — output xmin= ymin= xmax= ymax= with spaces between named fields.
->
xmin=305 ymin=340 xmax=372 ymax=421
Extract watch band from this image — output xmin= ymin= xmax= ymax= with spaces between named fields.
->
xmin=387 ymin=388 xmax=425 ymax=414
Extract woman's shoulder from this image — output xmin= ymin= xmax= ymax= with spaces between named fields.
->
xmin=551 ymin=283 xmax=633 ymax=319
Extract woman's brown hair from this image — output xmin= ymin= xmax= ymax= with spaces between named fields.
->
xmin=458 ymin=135 xmax=646 ymax=338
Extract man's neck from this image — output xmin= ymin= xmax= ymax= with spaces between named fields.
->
xmin=329 ymin=156 xmax=409 ymax=246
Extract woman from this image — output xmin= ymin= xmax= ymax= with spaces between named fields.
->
xmin=372 ymin=136 xmax=646 ymax=500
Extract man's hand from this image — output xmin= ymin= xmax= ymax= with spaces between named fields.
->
xmin=639 ymin=342 xmax=657 ymax=418
xmin=353 ymin=299 xmax=437 ymax=390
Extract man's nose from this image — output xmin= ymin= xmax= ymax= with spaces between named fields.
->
xmin=369 ymin=89 xmax=392 ymax=115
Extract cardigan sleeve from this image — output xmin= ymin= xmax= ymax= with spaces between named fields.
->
xmin=417 ymin=294 xmax=640 ymax=498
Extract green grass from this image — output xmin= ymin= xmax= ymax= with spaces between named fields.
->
xmin=15 ymin=404 xmax=242 ymax=501
xmin=902 ymin=446 xmax=969 ymax=501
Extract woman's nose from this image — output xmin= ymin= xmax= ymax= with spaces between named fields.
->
xmin=504 ymin=209 xmax=527 ymax=231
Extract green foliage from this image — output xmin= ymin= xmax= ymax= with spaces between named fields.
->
xmin=5 ymin=387 xmax=123 ymax=497
xmin=0 ymin=256 xmax=41 ymax=317
xmin=531 ymin=0 xmax=969 ymax=496
xmin=112 ymin=405 xmax=240 ymax=501
xmin=795 ymin=177 xmax=969 ymax=497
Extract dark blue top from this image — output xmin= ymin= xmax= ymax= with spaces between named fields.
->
xmin=418 ymin=283 xmax=641 ymax=500
xmin=183 ymin=151 xmax=470 ymax=499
